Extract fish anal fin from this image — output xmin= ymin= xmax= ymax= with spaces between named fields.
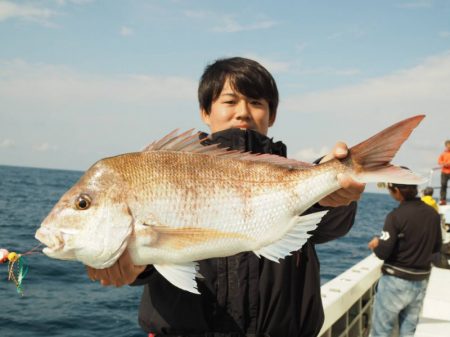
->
xmin=153 ymin=262 xmax=200 ymax=294
xmin=254 ymin=211 xmax=328 ymax=262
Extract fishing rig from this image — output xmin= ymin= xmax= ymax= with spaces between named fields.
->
xmin=0 ymin=245 xmax=41 ymax=295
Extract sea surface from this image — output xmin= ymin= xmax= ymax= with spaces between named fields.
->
xmin=0 ymin=165 xmax=398 ymax=337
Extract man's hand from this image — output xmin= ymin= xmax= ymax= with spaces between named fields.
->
xmin=368 ymin=236 xmax=380 ymax=250
xmin=318 ymin=142 xmax=365 ymax=207
xmin=86 ymin=249 xmax=146 ymax=287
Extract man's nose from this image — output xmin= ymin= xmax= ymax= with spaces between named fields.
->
xmin=235 ymin=100 xmax=251 ymax=118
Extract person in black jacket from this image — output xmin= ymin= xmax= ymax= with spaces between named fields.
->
xmin=368 ymin=182 xmax=441 ymax=337
xmin=87 ymin=57 xmax=365 ymax=337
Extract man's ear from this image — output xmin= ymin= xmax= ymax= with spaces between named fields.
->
xmin=268 ymin=113 xmax=276 ymax=127
xmin=200 ymin=109 xmax=210 ymax=126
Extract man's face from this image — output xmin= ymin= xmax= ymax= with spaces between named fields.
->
xmin=388 ymin=186 xmax=403 ymax=202
xmin=201 ymin=78 xmax=274 ymax=136
xmin=446 ymin=143 xmax=450 ymax=151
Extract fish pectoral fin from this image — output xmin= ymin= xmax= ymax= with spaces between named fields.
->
xmin=254 ymin=210 xmax=328 ymax=262
xmin=153 ymin=262 xmax=200 ymax=294
xmin=147 ymin=225 xmax=246 ymax=250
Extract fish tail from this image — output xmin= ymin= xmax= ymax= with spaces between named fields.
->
xmin=347 ymin=114 xmax=426 ymax=184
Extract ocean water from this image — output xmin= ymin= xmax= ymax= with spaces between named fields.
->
xmin=0 ymin=165 xmax=397 ymax=337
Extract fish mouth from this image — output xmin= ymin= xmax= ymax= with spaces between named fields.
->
xmin=35 ymin=227 xmax=65 ymax=253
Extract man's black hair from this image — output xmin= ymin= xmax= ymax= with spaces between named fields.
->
xmin=198 ymin=57 xmax=279 ymax=119
xmin=423 ymin=187 xmax=434 ymax=196
xmin=387 ymin=166 xmax=418 ymax=201
xmin=388 ymin=183 xmax=418 ymax=201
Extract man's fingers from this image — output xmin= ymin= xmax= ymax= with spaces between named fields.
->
xmin=333 ymin=142 xmax=348 ymax=159
xmin=337 ymin=174 xmax=365 ymax=195
xmin=319 ymin=142 xmax=348 ymax=164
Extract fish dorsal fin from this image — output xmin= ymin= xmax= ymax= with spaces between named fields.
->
xmin=142 ymin=129 xmax=314 ymax=170
xmin=153 ymin=262 xmax=200 ymax=294
xmin=254 ymin=211 xmax=328 ymax=262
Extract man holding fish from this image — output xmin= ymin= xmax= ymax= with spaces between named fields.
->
xmin=37 ymin=57 xmax=425 ymax=337
xmin=87 ymin=57 xmax=364 ymax=337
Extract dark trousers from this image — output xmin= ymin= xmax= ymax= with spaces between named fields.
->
xmin=441 ymin=172 xmax=450 ymax=201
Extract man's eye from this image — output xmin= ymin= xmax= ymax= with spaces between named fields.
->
xmin=224 ymin=100 xmax=235 ymax=104
xmin=250 ymin=100 xmax=263 ymax=106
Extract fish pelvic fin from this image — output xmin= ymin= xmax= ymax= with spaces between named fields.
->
xmin=348 ymin=114 xmax=426 ymax=185
xmin=254 ymin=211 xmax=328 ymax=262
xmin=153 ymin=262 xmax=200 ymax=294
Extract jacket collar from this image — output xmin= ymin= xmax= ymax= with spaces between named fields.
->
xmin=199 ymin=128 xmax=287 ymax=157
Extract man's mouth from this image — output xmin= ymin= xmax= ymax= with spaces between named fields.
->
xmin=234 ymin=124 xmax=251 ymax=129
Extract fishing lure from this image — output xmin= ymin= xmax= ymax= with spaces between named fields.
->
xmin=1 ymin=245 xmax=40 ymax=295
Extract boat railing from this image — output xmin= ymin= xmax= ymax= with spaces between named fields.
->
xmin=319 ymin=254 xmax=382 ymax=337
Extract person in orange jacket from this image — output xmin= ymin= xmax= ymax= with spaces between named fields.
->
xmin=438 ymin=140 xmax=450 ymax=205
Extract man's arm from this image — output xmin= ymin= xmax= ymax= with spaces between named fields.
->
xmin=433 ymin=215 xmax=443 ymax=254
xmin=438 ymin=153 xmax=450 ymax=168
xmin=371 ymin=213 xmax=398 ymax=260
xmin=307 ymin=202 xmax=357 ymax=244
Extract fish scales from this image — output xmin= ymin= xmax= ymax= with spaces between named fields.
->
xmin=35 ymin=115 xmax=426 ymax=293
xmin=109 ymin=151 xmax=304 ymax=236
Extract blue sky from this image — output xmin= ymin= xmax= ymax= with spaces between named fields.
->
xmin=1 ymin=0 xmax=449 ymax=191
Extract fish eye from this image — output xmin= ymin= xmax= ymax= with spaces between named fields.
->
xmin=75 ymin=194 xmax=91 ymax=210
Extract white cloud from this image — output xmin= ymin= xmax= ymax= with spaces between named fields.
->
xmin=293 ymin=146 xmax=330 ymax=162
xmin=0 ymin=59 xmax=197 ymax=104
xmin=327 ymin=26 xmax=365 ymax=40
xmin=183 ymin=10 xmax=210 ymax=19
xmin=0 ymin=1 xmax=57 ymax=25
xmin=120 ymin=26 xmax=134 ymax=36
xmin=0 ymin=59 xmax=200 ymax=171
xmin=278 ymin=51 xmax=450 ymax=178
xmin=241 ymin=54 xmax=291 ymax=74
xmin=183 ymin=9 xmax=276 ymax=33
xmin=55 ymin=0 xmax=93 ymax=5
xmin=213 ymin=16 xmax=277 ymax=33
xmin=298 ymin=66 xmax=361 ymax=76
xmin=33 ymin=142 xmax=58 ymax=152
xmin=283 ymin=52 xmax=450 ymax=115
xmin=0 ymin=139 xmax=15 ymax=149
xmin=439 ymin=31 xmax=450 ymax=38
xmin=295 ymin=42 xmax=308 ymax=53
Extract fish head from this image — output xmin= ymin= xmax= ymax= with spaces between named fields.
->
xmin=35 ymin=160 xmax=133 ymax=269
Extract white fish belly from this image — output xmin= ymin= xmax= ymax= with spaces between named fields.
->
xmin=129 ymin=188 xmax=299 ymax=264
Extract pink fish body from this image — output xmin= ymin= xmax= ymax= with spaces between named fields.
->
xmin=35 ymin=115 xmax=426 ymax=293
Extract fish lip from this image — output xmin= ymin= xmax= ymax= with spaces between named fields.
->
xmin=42 ymin=245 xmax=64 ymax=254
xmin=35 ymin=227 xmax=66 ymax=252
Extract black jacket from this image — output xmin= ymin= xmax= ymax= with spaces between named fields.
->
xmin=374 ymin=198 xmax=441 ymax=279
xmin=133 ymin=129 xmax=357 ymax=337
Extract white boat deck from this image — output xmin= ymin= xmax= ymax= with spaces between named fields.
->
xmin=415 ymin=205 xmax=450 ymax=337
xmin=415 ymin=267 xmax=450 ymax=336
